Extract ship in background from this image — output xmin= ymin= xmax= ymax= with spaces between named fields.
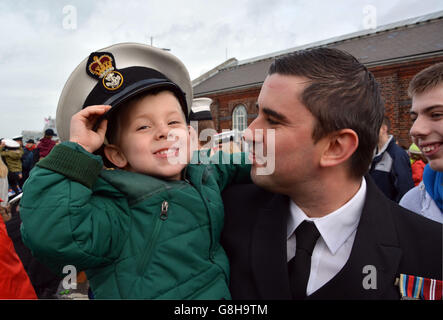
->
xmin=21 ymin=116 xmax=57 ymax=143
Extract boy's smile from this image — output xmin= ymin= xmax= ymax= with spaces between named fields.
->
xmin=153 ymin=147 xmax=180 ymax=159
xmin=410 ymin=83 xmax=443 ymax=171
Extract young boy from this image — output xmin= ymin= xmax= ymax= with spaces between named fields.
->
xmin=20 ymin=43 xmax=250 ymax=299
xmin=400 ymin=62 xmax=443 ymax=223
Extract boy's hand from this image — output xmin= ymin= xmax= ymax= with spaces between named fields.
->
xmin=70 ymin=105 xmax=111 ymax=153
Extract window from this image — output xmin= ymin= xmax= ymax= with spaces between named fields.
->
xmin=232 ymin=104 xmax=247 ymax=131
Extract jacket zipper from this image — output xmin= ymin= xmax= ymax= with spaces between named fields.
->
xmin=137 ymin=200 xmax=168 ymax=275
xmin=184 ymin=171 xmax=215 ymax=260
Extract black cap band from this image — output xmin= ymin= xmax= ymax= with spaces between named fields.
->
xmin=84 ymin=66 xmax=189 ymax=131
xmin=189 ymin=110 xmax=213 ymax=121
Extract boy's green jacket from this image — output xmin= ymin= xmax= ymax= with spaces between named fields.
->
xmin=20 ymin=142 xmax=250 ymax=299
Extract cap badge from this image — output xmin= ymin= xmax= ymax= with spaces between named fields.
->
xmin=86 ymin=52 xmax=123 ymax=91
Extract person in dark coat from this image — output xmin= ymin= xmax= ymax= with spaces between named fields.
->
xmin=221 ymin=48 xmax=442 ymax=300
xmin=369 ymin=116 xmax=414 ymax=202
xmin=21 ymin=139 xmax=40 ymax=184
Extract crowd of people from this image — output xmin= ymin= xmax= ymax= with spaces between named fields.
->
xmin=0 ymin=129 xmax=58 ymax=198
xmin=0 ymin=129 xmax=61 ymax=299
xmin=0 ymin=43 xmax=441 ymax=301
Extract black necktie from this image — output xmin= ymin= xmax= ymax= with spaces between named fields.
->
xmin=288 ymin=220 xmax=320 ymax=299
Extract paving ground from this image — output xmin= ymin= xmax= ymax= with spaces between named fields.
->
xmin=55 ymin=280 xmax=90 ymax=300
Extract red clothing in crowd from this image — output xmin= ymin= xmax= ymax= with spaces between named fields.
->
xmin=411 ymin=159 xmax=426 ymax=186
xmin=37 ymin=137 xmax=56 ymax=159
xmin=0 ymin=218 xmax=37 ymax=299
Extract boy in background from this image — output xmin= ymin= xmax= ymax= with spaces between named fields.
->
xmin=400 ymin=62 xmax=443 ymax=223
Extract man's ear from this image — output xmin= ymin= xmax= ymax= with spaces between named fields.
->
xmin=379 ymin=123 xmax=388 ymax=136
xmin=319 ymin=129 xmax=359 ymax=168
xmin=104 ymin=144 xmax=128 ymax=168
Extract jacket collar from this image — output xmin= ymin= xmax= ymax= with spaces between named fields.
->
xmin=307 ymin=175 xmax=402 ymax=299
xmin=250 ymin=175 xmax=402 ymax=299
xmin=99 ymin=168 xmax=188 ymax=206
xmin=375 ymin=135 xmax=394 ymax=157
xmin=251 ymin=193 xmax=292 ymax=299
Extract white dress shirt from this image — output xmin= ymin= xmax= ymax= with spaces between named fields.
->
xmin=287 ymin=177 xmax=367 ymax=296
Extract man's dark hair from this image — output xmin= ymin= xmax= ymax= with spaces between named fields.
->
xmin=269 ymin=47 xmax=385 ymax=177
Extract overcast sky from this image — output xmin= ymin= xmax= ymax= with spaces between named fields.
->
xmin=1 ymin=0 xmax=443 ymax=139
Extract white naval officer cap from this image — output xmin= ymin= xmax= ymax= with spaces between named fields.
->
xmin=189 ymin=97 xmax=213 ymax=121
xmin=56 ymin=42 xmax=193 ymax=142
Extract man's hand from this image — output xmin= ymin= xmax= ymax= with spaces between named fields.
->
xmin=70 ymin=105 xmax=111 ymax=153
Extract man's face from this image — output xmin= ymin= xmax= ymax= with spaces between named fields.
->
xmin=243 ymin=74 xmax=327 ymax=195
xmin=410 ymin=84 xmax=443 ymax=171
xmin=116 ymin=91 xmax=190 ymax=180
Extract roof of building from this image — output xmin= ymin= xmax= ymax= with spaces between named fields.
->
xmin=193 ymin=10 xmax=443 ymax=96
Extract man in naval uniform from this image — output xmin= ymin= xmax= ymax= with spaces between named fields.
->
xmin=221 ymin=48 xmax=442 ymax=300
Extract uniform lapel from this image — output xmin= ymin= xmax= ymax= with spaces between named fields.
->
xmin=251 ymin=193 xmax=292 ymax=299
xmin=308 ymin=176 xmax=403 ymax=299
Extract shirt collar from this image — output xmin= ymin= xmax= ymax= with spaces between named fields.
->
xmin=375 ymin=135 xmax=393 ymax=157
xmin=287 ymin=177 xmax=367 ymax=255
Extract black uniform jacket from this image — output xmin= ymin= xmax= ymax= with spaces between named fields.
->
xmin=221 ymin=176 xmax=442 ymax=300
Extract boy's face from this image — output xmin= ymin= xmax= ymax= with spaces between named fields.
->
xmin=106 ymin=91 xmax=191 ymax=180
xmin=410 ymin=84 xmax=443 ymax=171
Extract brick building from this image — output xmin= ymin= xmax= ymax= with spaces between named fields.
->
xmin=193 ymin=11 xmax=443 ymax=148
